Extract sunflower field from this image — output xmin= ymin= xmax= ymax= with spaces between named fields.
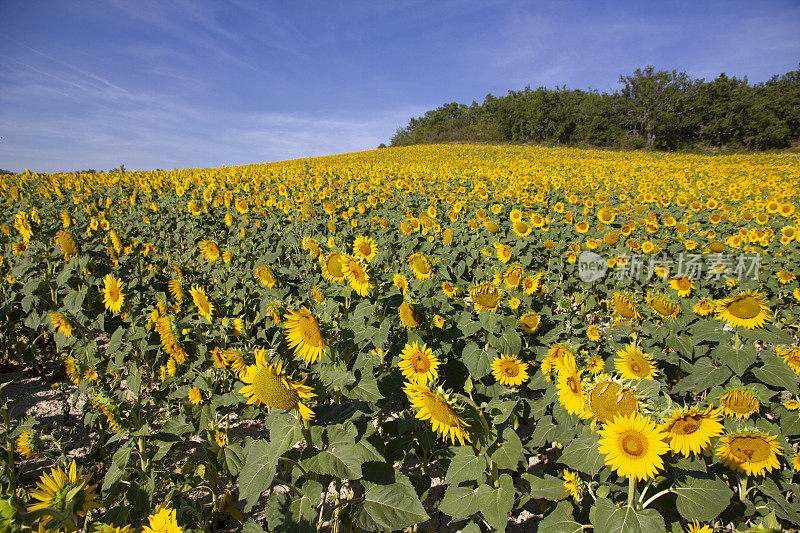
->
xmin=0 ymin=144 xmax=799 ymax=532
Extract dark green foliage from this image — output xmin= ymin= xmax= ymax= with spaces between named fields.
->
xmin=391 ymin=66 xmax=800 ymax=151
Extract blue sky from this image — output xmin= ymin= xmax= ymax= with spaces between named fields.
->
xmin=1 ymin=0 xmax=798 ymax=173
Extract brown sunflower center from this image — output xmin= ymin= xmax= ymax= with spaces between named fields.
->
xmin=359 ymin=242 xmax=372 ymax=255
xmin=590 ymin=382 xmax=639 ymax=423
xmin=501 ymin=361 xmax=520 ymax=377
xmin=726 ymin=297 xmax=761 ymax=319
xmin=671 ymin=414 xmax=702 ymax=435
xmin=621 ymin=432 xmax=647 ymax=457
xmin=411 ymin=352 xmax=431 ymax=373
xmin=677 ymin=278 xmax=691 ymax=290
xmin=729 ymin=435 xmax=771 ymax=463
xmin=298 ymin=316 xmax=323 ymax=347
xmin=567 ymin=375 xmax=581 ymax=394
xmin=722 ymin=391 xmax=759 ymax=414
xmin=251 ymin=370 xmax=299 ymax=411
xmin=423 ymin=393 xmax=460 ymax=427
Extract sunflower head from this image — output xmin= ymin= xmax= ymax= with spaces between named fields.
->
xmin=611 ymin=292 xmax=640 ymax=320
xmin=404 ymin=382 xmax=471 ymax=446
xmin=284 ymin=307 xmax=326 ymax=364
xmin=715 ymin=290 xmax=772 ymax=329
xmin=398 ymin=300 xmax=422 ymax=329
xmin=399 ymin=341 xmax=439 ymax=385
xmin=491 ymin=354 xmax=530 ymax=387
xmin=589 ymin=379 xmax=640 ymax=424
xmin=239 ymin=351 xmax=315 ymax=421
xmin=597 ymin=412 xmax=669 ymax=481
xmin=716 ymin=429 xmax=782 ymax=477
xmin=719 ymin=386 xmax=760 ymax=420
xmin=614 ymin=345 xmax=659 ymax=380
xmin=647 ymin=294 xmax=680 ymax=319
xmin=693 ymin=299 xmax=715 ymax=316
xmin=661 ymin=405 xmax=724 ymax=457
xmin=27 ymin=460 xmax=100 ymax=530
xmin=321 ymin=251 xmax=348 ymax=282
xmin=520 ymin=312 xmax=541 ymax=334
xmin=199 ymin=239 xmax=220 ymax=262
xmin=470 ymin=283 xmax=502 ymax=313
xmin=102 ymin=274 xmax=125 ymax=314
xmin=407 ymin=253 xmax=433 ymax=280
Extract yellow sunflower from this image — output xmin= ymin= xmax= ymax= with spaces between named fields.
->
xmin=50 ymin=312 xmax=73 ymax=338
xmin=189 ymin=285 xmax=214 ymax=323
xmin=28 ymin=460 xmax=100 ymax=531
xmin=647 ymin=295 xmax=681 ymax=319
xmin=614 ymin=345 xmax=658 ymax=380
xmin=557 ymin=366 xmax=588 ymax=416
xmin=394 ymin=273 xmax=409 ymax=293
xmin=188 ymin=387 xmax=202 ymax=405
xmin=321 ymin=251 xmax=348 ymax=282
xmin=168 ymin=279 xmax=183 ymax=301
xmin=496 ymin=243 xmax=512 ymax=263
xmin=586 ymin=324 xmax=601 ymax=342
xmin=344 ymin=258 xmax=372 ymax=296
xmin=777 ymin=346 xmax=800 ymax=375
xmin=353 ymin=235 xmax=377 ymax=262
xmin=239 ymin=352 xmax=315 ymax=421
xmin=254 ymin=265 xmax=276 ymax=288
xmin=719 ymin=387 xmax=760 ymax=420
xmin=693 ymin=299 xmax=715 ymax=316
xmin=520 ymin=312 xmax=541 ymax=334
xmin=491 ymin=354 xmax=530 ymax=386
xmin=102 ymin=274 xmax=125 ymax=314
xmin=55 ymin=231 xmax=78 ymax=261
xmin=407 ymin=253 xmax=433 ymax=280
xmin=442 ymin=281 xmax=458 ymax=298
xmin=776 ymin=270 xmax=795 ymax=284
xmin=521 ymin=273 xmax=544 ymax=295
xmin=589 ymin=380 xmax=640 ymax=424
xmin=284 ymin=307 xmax=326 ymax=364
xmin=688 ymin=520 xmax=713 ymax=533
xmin=562 ymin=469 xmax=583 ymax=502
xmin=612 ymin=292 xmax=640 ymax=320
xmin=17 ymin=430 xmax=39 ymax=459
xmin=587 ymin=356 xmax=605 ymax=375
xmin=716 ymin=429 xmax=782 ymax=477
xmin=142 ymin=503 xmax=182 ymax=533
xmin=661 ymin=405 xmax=724 ymax=457
xmin=542 ymin=343 xmax=574 ymax=377
xmin=399 ymin=342 xmax=439 ymax=385
xmin=404 ymin=382 xmax=471 ymax=446
xmin=598 ymin=413 xmax=669 ymax=481
xmin=715 ymin=290 xmax=772 ymax=329
xmin=199 ymin=239 xmax=220 ymax=263
xmin=470 ymin=283 xmax=502 ymax=313
xmin=503 ymin=264 xmax=524 ymax=289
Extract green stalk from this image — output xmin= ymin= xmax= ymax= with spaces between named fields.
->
xmin=627 ymin=476 xmax=636 ymax=509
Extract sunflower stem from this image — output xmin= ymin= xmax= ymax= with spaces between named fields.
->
xmin=641 ymin=488 xmax=672 ymax=509
xmin=627 ymin=476 xmax=636 ymax=509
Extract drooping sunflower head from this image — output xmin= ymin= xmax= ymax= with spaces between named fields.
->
xmin=199 ymin=239 xmax=220 ymax=263
xmin=55 ymin=231 xmax=79 ymax=261
xmin=542 ymin=343 xmax=575 ymax=377
xmin=503 ymin=264 xmax=524 ymax=289
xmin=239 ymin=351 xmax=315 ymax=420
xmin=470 ymin=283 xmax=502 ymax=313
xmin=715 ymin=290 xmax=772 ymax=330
xmin=611 ymin=292 xmax=640 ymax=320
xmin=404 ymin=382 xmax=471 ymax=446
xmin=557 ymin=366 xmax=588 ymax=417
xmin=142 ymin=502 xmax=182 ymax=533
xmin=693 ymin=299 xmax=715 ymax=316
xmin=647 ymin=294 xmax=681 ymax=319
xmin=491 ymin=354 xmax=530 ymax=387
xmin=254 ymin=265 xmax=277 ymax=288
xmin=399 ymin=341 xmax=439 ymax=385
xmin=661 ymin=405 xmax=724 ymax=457
xmin=777 ymin=346 xmax=800 ymax=375
xmin=520 ymin=312 xmax=541 ymax=334
xmin=589 ymin=380 xmax=640 ymax=424
xmin=597 ymin=412 xmax=669 ymax=481
xmin=407 ymin=253 xmax=432 ymax=280
xmin=27 ymin=460 xmax=100 ymax=531
xmin=284 ymin=307 xmax=326 ymax=364
xmin=398 ymin=300 xmax=422 ymax=329
xmin=716 ymin=429 xmax=782 ymax=477
xmin=614 ymin=345 xmax=659 ymax=380
xmin=189 ymin=285 xmax=214 ymax=323
xmin=321 ymin=251 xmax=348 ymax=282
xmin=719 ymin=387 xmax=760 ymax=420
xmin=442 ymin=281 xmax=458 ymax=298
xmin=49 ymin=312 xmax=73 ymax=338
xmin=17 ymin=430 xmax=41 ymax=459
xmin=102 ymin=274 xmax=125 ymax=314
xmin=168 ymin=279 xmax=183 ymax=301
xmin=344 ymin=258 xmax=372 ymax=297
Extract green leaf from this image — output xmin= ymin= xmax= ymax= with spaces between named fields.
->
xmin=479 ymin=474 xmax=514 ymax=532
xmin=242 ymin=519 xmax=267 ymax=533
xmin=716 ymin=344 xmax=757 ymax=375
xmin=354 ymin=482 xmax=429 ymax=532
xmin=559 ymin=430 xmax=605 ymax=476
xmin=238 ymin=440 xmax=278 ymax=512
xmin=522 ymin=473 xmax=569 ymax=501
xmin=302 ymin=445 xmax=363 ymax=479
xmin=593 ymin=498 xmax=666 ymax=533
xmin=267 ymin=412 xmax=303 ymax=455
xmin=488 ymin=427 xmax=523 ymax=470
xmin=446 ymin=446 xmax=487 ymax=486
xmin=753 ymin=357 xmax=800 ymax=393
xmin=673 ymin=474 xmax=733 ymax=522
xmin=344 ymin=369 xmax=383 ymax=402
xmin=539 ymin=500 xmax=583 ymax=532
xmin=461 ymin=342 xmax=491 ymax=378
xmin=674 ymin=358 xmax=732 ymax=393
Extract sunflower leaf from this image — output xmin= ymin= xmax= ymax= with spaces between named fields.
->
xmin=238 ymin=439 xmax=278 ymax=512
xmin=716 ymin=344 xmax=757 ymax=375
xmin=521 ymin=473 xmax=569 ymax=501
xmin=559 ymin=430 xmax=605 ymax=476
xmin=479 ymin=474 xmax=514 ymax=531
xmin=446 ymin=446 xmax=487 ymax=486
xmin=353 ymin=481 xmax=429 ymax=532
xmin=438 ymin=483 xmax=487 ymax=522
xmin=593 ymin=497 xmax=666 ymax=533
xmin=539 ymin=500 xmax=582 ymax=532
xmin=461 ymin=342 xmax=491 ymax=378
xmin=753 ymin=357 xmax=800 ymax=393
xmin=673 ymin=473 xmax=733 ymax=521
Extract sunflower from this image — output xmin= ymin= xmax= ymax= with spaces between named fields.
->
xmin=235 ymin=197 xmax=249 ymax=214
xmin=661 ymin=405 xmax=724 ymax=457
xmin=612 ymin=292 xmax=640 ymax=320
xmin=239 ymin=352 xmax=315 ymax=421
xmin=520 ymin=312 xmax=541 ymax=334
xmin=777 ymin=346 xmax=800 ymax=375
xmin=353 ymin=235 xmax=377 ymax=262
xmin=188 ymin=387 xmax=202 ymax=405
xmin=513 ymin=220 xmax=532 ymax=237
xmin=102 ymin=274 xmax=125 ymax=314
xmin=715 ymin=290 xmax=772 ymax=329
xmin=522 ymin=273 xmax=544 ymax=295
xmin=491 ymin=354 xmax=530 ymax=386
xmin=142 ymin=503 xmax=182 ymax=533
xmin=321 ymin=251 xmax=348 ymax=282
xmin=168 ymin=279 xmax=183 ymax=301
xmin=470 ymin=283 xmax=502 ymax=313
xmin=14 ymin=211 xmax=33 ymax=243
xmin=615 ymin=345 xmax=659 ymax=380
xmin=586 ymin=324 xmax=601 ymax=342
xmin=589 ymin=380 xmax=640 ymax=424
xmin=647 ymin=295 xmax=681 ymax=319
xmin=587 ymin=356 xmax=605 ymax=375
xmin=399 ymin=341 xmax=439 ymax=385
xmin=496 ymin=243 xmax=512 ymax=263
xmin=562 ymin=469 xmax=583 ymax=502
xmin=398 ymin=300 xmax=421 ymax=329
xmin=189 ymin=285 xmax=214 ymax=323
xmin=65 ymin=358 xmax=81 ymax=385
xmin=55 ymin=231 xmax=78 ymax=260
xmin=442 ymin=281 xmax=458 ymax=298
xmin=344 ymin=258 xmax=372 ymax=296
xmin=404 ymin=382 xmax=471 ymax=446
xmin=716 ymin=429 xmax=782 ymax=477
xmin=28 ymin=460 xmax=100 ymax=531
xmin=719 ymin=387 xmax=760 ymax=420
xmin=693 ymin=299 xmax=715 ymax=316
xmin=284 ymin=307 xmax=326 ymax=364
xmin=199 ymin=239 xmax=220 ymax=263
xmin=407 ymin=253 xmax=433 ymax=280
xmin=254 ymin=265 xmax=276 ymax=288
xmin=17 ymin=430 xmax=39 ymax=459
xmin=542 ymin=343 xmax=574 ymax=377
xmin=776 ymin=270 xmax=795 ymax=284
xmin=598 ymin=413 xmax=669 ymax=481
xmin=688 ymin=520 xmax=713 ymax=533
xmin=557 ymin=366 xmax=587 ymax=416
xmin=393 ymin=273 xmax=408 ymax=293
xmin=597 ymin=206 xmax=616 ymax=224
xmin=50 ymin=312 xmax=73 ymax=338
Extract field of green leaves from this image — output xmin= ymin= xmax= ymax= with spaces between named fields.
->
xmin=0 ymin=144 xmax=799 ymax=532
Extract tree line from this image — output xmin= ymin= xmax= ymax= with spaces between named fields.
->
xmin=390 ymin=66 xmax=800 ymax=151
